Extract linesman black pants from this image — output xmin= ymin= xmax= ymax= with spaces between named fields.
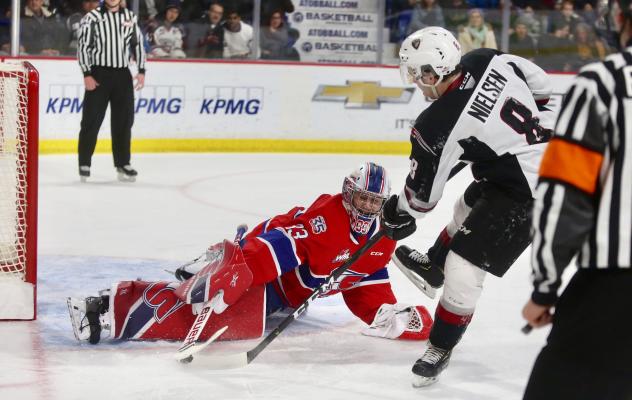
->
xmin=523 ymin=269 xmax=632 ymax=400
xmin=78 ymin=66 xmax=134 ymax=168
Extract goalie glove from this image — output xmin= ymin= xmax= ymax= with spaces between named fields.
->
xmin=362 ymin=303 xmax=432 ymax=341
xmin=174 ymin=243 xmax=228 ymax=282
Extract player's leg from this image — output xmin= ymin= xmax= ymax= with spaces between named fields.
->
xmin=412 ymin=251 xmax=485 ymax=387
xmin=412 ymin=182 xmax=533 ymax=387
xmin=69 ymin=240 xmax=256 ymax=344
xmin=109 ymin=68 xmax=136 ymax=181
xmin=392 ymin=181 xmax=482 ymax=298
xmin=68 ymin=281 xmax=266 ymax=344
xmin=77 ymin=68 xmax=111 ymax=180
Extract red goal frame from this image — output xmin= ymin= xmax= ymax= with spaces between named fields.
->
xmin=0 ymin=61 xmax=39 ymax=320
xmin=24 ymin=61 xmax=39 ymax=319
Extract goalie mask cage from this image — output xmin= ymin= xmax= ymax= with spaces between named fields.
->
xmin=0 ymin=61 xmax=38 ymax=320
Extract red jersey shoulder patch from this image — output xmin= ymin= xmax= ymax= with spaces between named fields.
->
xmin=309 ymin=215 xmax=327 ymax=234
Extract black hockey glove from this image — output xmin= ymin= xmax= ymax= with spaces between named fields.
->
xmin=381 ymin=195 xmax=416 ymax=240
xmin=174 ymin=267 xmax=194 ymax=282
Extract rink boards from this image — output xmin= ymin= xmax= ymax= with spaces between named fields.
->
xmin=21 ymin=58 xmax=575 ymax=154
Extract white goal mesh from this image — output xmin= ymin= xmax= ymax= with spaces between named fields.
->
xmin=0 ymin=62 xmax=38 ymax=320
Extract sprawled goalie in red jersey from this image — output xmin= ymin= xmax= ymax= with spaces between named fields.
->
xmin=67 ymin=162 xmax=433 ymax=346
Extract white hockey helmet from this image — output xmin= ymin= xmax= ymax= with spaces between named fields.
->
xmin=399 ymin=27 xmax=462 ymax=88
xmin=342 ymin=162 xmax=391 ymax=235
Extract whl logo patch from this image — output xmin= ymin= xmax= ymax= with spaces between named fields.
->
xmin=333 ymin=249 xmax=350 ymax=263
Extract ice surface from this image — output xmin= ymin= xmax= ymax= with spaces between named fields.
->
xmin=0 ymin=153 xmax=552 ymax=400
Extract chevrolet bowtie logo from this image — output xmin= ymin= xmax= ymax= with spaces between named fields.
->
xmin=313 ymin=81 xmax=414 ymax=109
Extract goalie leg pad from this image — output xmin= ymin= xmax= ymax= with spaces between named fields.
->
xmin=111 ymin=280 xmax=186 ymax=340
xmin=174 ymin=240 xmax=254 ymax=306
xmin=110 ymin=280 xmax=265 ymax=341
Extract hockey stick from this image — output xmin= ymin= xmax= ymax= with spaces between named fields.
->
xmin=163 ymin=253 xmax=206 ymax=276
xmin=448 ymin=161 xmax=468 ymax=180
xmin=175 ymin=224 xmax=248 ymax=363
xmin=198 ymin=230 xmax=387 ymax=369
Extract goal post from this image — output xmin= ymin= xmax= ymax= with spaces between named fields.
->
xmin=0 ymin=61 xmax=39 ymax=320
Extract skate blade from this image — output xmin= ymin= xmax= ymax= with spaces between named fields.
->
xmin=66 ymin=297 xmax=84 ymax=341
xmin=412 ymin=375 xmax=438 ymax=388
xmin=391 ymin=257 xmax=437 ymax=299
xmin=80 ymin=176 xmax=88 ymax=183
xmin=117 ymin=174 xmax=136 ymax=183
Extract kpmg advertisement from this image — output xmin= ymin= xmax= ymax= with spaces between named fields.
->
xmin=28 ymin=58 xmax=574 ymax=146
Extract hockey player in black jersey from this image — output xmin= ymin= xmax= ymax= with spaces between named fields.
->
xmin=381 ymin=26 xmax=553 ymax=387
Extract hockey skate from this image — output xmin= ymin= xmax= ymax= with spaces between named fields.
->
xmin=67 ymin=295 xmax=110 ymax=344
xmin=391 ymin=245 xmax=444 ymax=299
xmin=116 ymin=165 xmax=137 ymax=182
xmin=412 ymin=344 xmax=452 ymax=387
xmin=79 ymin=166 xmax=90 ymax=183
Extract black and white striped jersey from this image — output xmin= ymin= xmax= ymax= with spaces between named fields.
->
xmin=396 ymin=49 xmax=554 ymax=218
xmin=530 ymin=46 xmax=632 ymax=305
xmin=78 ymin=7 xmax=146 ymax=76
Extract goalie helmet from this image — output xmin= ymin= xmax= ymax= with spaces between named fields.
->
xmin=399 ymin=27 xmax=461 ymax=89
xmin=342 ymin=162 xmax=391 ymax=235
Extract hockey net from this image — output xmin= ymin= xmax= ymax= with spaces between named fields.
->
xmin=0 ymin=61 xmax=38 ymax=320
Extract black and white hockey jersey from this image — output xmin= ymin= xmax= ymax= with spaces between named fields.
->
xmin=397 ymin=48 xmax=554 ymax=218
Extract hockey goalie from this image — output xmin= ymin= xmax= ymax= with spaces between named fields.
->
xmin=67 ymin=162 xmax=433 ymax=347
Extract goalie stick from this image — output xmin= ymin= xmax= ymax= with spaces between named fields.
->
xmin=163 ymin=254 xmax=206 ymax=277
xmin=197 ymin=230 xmax=387 ymax=369
xmin=175 ymin=224 xmax=248 ymax=363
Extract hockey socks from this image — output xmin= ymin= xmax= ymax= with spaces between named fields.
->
xmin=429 ymin=302 xmax=473 ymax=350
xmin=427 ymin=227 xmax=452 ymax=271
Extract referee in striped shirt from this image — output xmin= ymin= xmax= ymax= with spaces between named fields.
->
xmin=522 ymin=0 xmax=632 ymax=398
xmin=77 ymin=0 xmax=146 ymax=182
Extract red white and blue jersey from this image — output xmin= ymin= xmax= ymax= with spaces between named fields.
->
xmin=241 ymin=193 xmax=397 ymax=324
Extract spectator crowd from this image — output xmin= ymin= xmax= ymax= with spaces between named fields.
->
xmin=0 ymin=0 xmax=611 ymax=71
xmin=0 ymin=0 xmax=300 ymax=61
xmin=387 ymin=0 xmax=612 ymax=71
